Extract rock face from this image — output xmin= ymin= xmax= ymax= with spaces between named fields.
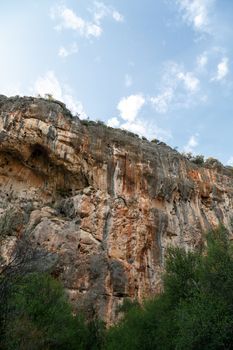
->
xmin=0 ymin=95 xmax=233 ymax=323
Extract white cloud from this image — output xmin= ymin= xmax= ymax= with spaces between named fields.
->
xmin=34 ymin=71 xmax=62 ymax=100
xmin=120 ymin=119 xmax=172 ymax=141
xmin=176 ymin=0 xmax=215 ymax=34
xmin=183 ymin=134 xmax=199 ymax=153
xmin=58 ymin=43 xmax=79 ymax=58
xmin=107 ymin=117 xmax=120 ymax=127
xmin=56 ymin=7 xmax=85 ymax=30
xmin=63 ymin=94 xmax=87 ymax=118
xmin=120 ymin=120 xmax=146 ymax=136
xmin=0 ymin=82 xmax=23 ymax=97
xmin=150 ymin=87 xmax=173 ymax=113
xmin=177 ymin=71 xmax=200 ymax=92
xmin=150 ymin=62 xmax=201 ymax=113
xmin=125 ymin=74 xmax=132 ymax=87
xmin=33 ymin=71 xmax=87 ymax=118
xmin=85 ymin=23 xmax=102 ymax=37
xmin=92 ymin=2 xmax=124 ymax=24
xmin=51 ymin=5 xmax=102 ymax=38
xmin=227 ymin=157 xmax=233 ymax=166
xmin=197 ymin=53 xmax=208 ymax=69
xmin=117 ymin=94 xmax=145 ymax=122
xmin=112 ymin=10 xmax=124 ymax=22
xmin=59 ymin=47 xmax=69 ymax=58
xmin=51 ymin=3 xmax=123 ymax=39
xmin=115 ymin=93 xmax=171 ymax=141
xmin=211 ymin=57 xmax=229 ymax=81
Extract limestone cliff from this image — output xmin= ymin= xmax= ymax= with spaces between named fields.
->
xmin=0 ymin=95 xmax=233 ymax=323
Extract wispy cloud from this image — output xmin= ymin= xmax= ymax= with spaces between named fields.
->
xmin=177 ymin=71 xmax=200 ymax=92
xmin=183 ymin=134 xmax=199 ymax=153
xmin=92 ymin=1 xmax=124 ymax=24
xmin=51 ymin=2 xmax=123 ymax=39
xmin=33 ymin=71 xmax=87 ymax=118
xmin=196 ymin=52 xmax=208 ymax=69
xmin=34 ymin=71 xmax=62 ymax=99
xmin=150 ymin=88 xmax=173 ymax=114
xmin=0 ymin=82 xmax=23 ymax=97
xmin=175 ymin=0 xmax=215 ymax=34
xmin=51 ymin=5 xmax=102 ymax=38
xmin=227 ymin=156 xmax=233 ymax=166
xmin=211 ymin=57 xmax=229 ymax=81
xmin=112 ymin=10 xmax=124 ymax=22
xmin=150 ymin=62 xmax=200 ymax=114
xmin=125 ymin=74 xmax=133 ymax=87
xmin=58 ymin=43 xmax=79 ymax=58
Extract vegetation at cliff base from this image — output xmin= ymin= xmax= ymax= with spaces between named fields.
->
xmin=0 ymin=272 xmax=104 ymax=350
xmin=105 ymin=225 xmax=233 ymax=350
xmin=1 ymin=225 xmax=233 ymax=349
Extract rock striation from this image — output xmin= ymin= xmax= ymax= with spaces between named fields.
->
xmin=0 ymin=95 xmax=233 ymax=323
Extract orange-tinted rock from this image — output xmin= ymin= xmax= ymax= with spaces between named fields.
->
xmin=0 ymin=95 xmax=233 ymax=324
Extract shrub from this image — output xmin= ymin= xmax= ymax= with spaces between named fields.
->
xmin=151 ymin=138 xmax=160 ymax=144
xmin=182 ymin=152 xmax=205 ymax=165
xmin=0 ymin=209 xmax=23 ymax=237
xmin=205 ymin=157 xmax=223 ymax=168
xmin=44 ymin=93 xmax=54 ymax=101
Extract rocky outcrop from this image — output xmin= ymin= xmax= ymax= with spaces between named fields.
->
xmin=0 ymin=95 xmax=233 ymax=323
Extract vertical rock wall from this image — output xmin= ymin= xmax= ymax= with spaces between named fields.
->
xmin=0 ymin=95 xmax=233 ymax=323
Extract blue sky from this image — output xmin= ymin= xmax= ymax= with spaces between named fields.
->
xmin=1 ymin=0 xmax=233 ymax=164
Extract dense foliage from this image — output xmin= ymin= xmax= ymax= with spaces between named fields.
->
xmin=1 ymin=225 xmax=233 ymax=349
xmin=0 ymin=273 xmax=103 ymax=350
xmin=105 ymin=225 xmax=233 ymax=350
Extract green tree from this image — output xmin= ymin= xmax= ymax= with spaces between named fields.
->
xmin=3 ymin=273 xmax=89 ymax=350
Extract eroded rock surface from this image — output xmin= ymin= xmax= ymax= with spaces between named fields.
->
xmin=1 ymin=95 xmax=233 ymax=323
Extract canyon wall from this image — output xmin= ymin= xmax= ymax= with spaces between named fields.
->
xmin=0 ymin=95 xmax=233 ymax=323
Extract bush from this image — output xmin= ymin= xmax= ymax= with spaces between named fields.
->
xmin=0 ymin=209 xmax=22 ymax=237
xmin=182 ymin=152 xmax=205 ymax=165
xmin=151 ymin=138 xmax=160 ymax=144
xmin=45 ymin=93 xmax=54 ymax=101
xmin=205 ymin=157 xmax=223 ymax=168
